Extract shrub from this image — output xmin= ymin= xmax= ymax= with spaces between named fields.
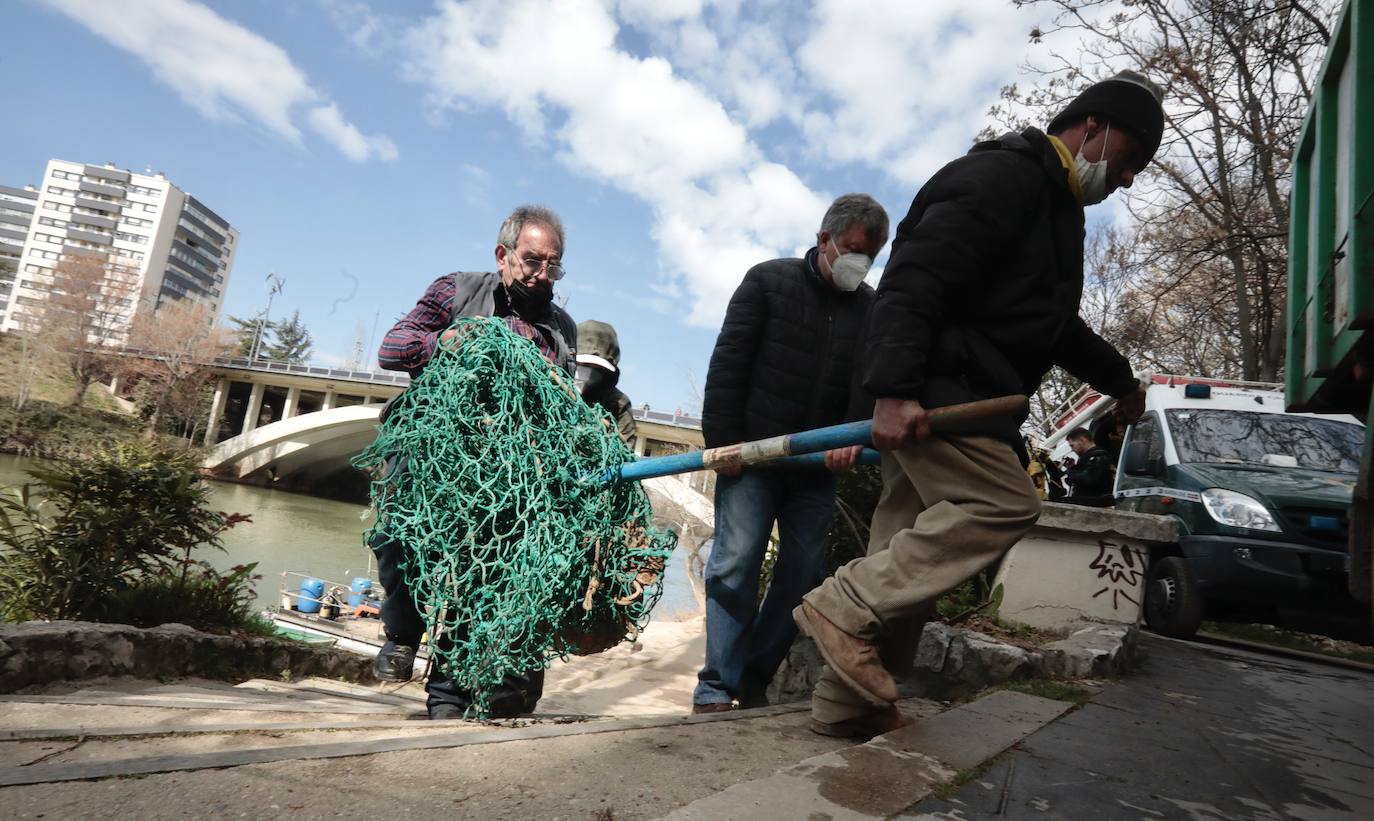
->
xmin=102 ymin=562 xmax=270 ymax=633
xmin=0 ymin=399 xmax=142 ymax=461
xmin=0 ymin=440 xmax=250 ymax=623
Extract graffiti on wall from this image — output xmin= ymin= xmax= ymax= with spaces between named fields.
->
xmin=1088 ymin=539 xmax=1147 ymax=610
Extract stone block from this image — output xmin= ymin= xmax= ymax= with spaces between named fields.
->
xmin=994 ymin=505 xmax=1177 ymax=631
xmin=0 ymin=620 xmax=375 ymax=692
xmin=767 ymin=635 xmax=823 ymax=704
xmin=1040 ymin=622 xmax=1138 ymax=679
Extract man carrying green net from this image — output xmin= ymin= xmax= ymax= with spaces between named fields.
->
xmin=365 ymin=205 xmax=583 ymax=719
xmin=364 ymin=205 xmax=675 ymax=720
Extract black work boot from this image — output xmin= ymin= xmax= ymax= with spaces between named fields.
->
xmin=373 ymin=639 xmax=417 ymax=682
xmin=428 ymin=703 xmax=465 ymax=720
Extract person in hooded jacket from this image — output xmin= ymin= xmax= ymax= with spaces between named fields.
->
xmin=693 ymin=193 xmax=890 ymax=714
xmin=371 ymin=204 xmax=575 ymax=720
xmin=793 ymin=72 xmax=1163 ymax=739
xmin=575 ymin=320 xmax=637 ymax=444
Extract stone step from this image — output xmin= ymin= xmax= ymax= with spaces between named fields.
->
xmin=0 ymin=718 xmax=452 ymax=742
xmin=294 ymin=677 xmax=429 ymax=704
xmin=0 ymin=703 xmax=807 ymax=787
xmin=233 ymin=679 xmax=423 ymax=710
xmin=0 ymin=690 xmax=396 ymax=715
xmin=657 ymin=690 xmax=1073 ymax=820
xmin=123 ymin=682 xmax=386 ymax=709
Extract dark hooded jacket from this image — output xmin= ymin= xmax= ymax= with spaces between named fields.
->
xmin=863 ymin=128 xmax=1138 ymax=443
xmin=702 ymin=248 xmax=873 ymax=449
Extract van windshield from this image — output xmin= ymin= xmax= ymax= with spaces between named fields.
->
xmin=1166 ymin=409 xmax=1364 ymax=473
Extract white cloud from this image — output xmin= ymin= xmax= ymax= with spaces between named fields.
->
xmin=404 ymin=0 xmax=829 ymax=327
xmin=329 ymin=0 xmax=1053 ymax=324
xmin=307 ymin=103 xmax=398 ymax=162
xmin=798 ymin=0 xmax=1035 ymax=185
xmin=40 ymin=0 xmax=396 ymax=162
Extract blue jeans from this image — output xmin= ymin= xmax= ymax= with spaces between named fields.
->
xmin=694 ymin=468 xmax=837 ymax=706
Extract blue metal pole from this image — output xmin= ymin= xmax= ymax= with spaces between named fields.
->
xmin=611 ymin=419 xmax=873 ymax=483
xmin=605 ymin=394 xmax=1027 ymax=484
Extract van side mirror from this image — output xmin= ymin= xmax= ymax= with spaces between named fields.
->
xmin=1123 ymin=441 xmax=1155 ymax=476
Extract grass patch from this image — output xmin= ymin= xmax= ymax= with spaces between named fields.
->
xmin=0 ymin=332 xmax=147 ymax=460
xmin=0 ymin=333 xmax=128 ymax=414
xmin=1000 ymin=679 xmax=1097 ymax=706
xmin=960 ymin=614 xmax=1063 ymax=649
xmin=931 ymin=750 xmax=1011 ymax=800
xmin=1201 ymin=621 xmax=1374 ymax=665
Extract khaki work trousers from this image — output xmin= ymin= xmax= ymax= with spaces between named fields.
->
xmin=804 ymin=434 xmax=1041 ymax=722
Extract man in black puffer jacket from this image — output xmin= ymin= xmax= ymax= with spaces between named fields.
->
xmin=794 ymin=72 xmax=1163 ymax=739
xmin=693 ymin=193 xmax=889 ymax=714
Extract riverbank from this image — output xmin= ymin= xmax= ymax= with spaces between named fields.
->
xmin=0 ymin=399 xmax=143 ymax=461
xmin=0 ymin=334 xmax=146 ymax=460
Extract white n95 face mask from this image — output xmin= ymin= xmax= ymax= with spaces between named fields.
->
xmin=827 ymin=238 xmax=873 ymax=291
xmin=1074 ymin=123 xmax=1111 ymax=205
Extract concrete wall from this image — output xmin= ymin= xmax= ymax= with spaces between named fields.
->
xmin=993 ymin=503 xmax=1178 ymax=631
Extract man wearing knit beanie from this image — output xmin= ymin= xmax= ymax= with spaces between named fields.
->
xmin=792 ymin=72 xmax=1164 ymax=739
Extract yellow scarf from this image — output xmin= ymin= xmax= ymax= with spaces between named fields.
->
xmin=1048 ymin=135 xmax=1084 ymax=204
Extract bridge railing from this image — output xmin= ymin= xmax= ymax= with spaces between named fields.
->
xmin=116 ymin=346 xmax=413 ymax=386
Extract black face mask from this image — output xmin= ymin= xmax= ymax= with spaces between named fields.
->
xmin=506 ymin=278 xmax=554 ymax=314
xmin=578 ymin=365 xmax=618 ymax=404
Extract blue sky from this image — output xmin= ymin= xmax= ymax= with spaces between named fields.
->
xmin=1 ymin=0 xmax=1075 ymax=412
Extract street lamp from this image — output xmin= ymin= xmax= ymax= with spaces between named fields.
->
xmin=249 ymin=272 xmax=285 ymax=362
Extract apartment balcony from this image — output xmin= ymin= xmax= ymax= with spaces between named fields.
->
xmin=178 ymin=212 xmax=225 ymax=247
xmin=74 ymin=197 xmax=121 ymax=214
xmin=63 ymin=246 xmax=106 ymax=259
xmin=66 ymin=228 xmax=113 ymax=246
xmin=70 ymin=211 xmax=117 ymax=230
xmin=78 ymin=180 xmax=125 ymax=199
xmin=82 ymin=164 xmax=132 ymax=184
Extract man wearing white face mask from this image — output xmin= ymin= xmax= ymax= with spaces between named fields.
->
xmin=694 ymin=193 xmax=889 ymax=714
xmin=793 ymin=71 xmax=1165 ymax=739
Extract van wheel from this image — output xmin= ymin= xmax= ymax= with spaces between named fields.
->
xmin=1145 ymin=557 xmax=1205 ymax=638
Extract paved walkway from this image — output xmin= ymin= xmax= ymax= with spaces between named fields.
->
xmin=2 ymin=633 xmax=1369 ymax=819
xmin=903 ymin=634 xmax=1374 ymax=820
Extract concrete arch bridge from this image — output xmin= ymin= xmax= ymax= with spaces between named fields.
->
xmin=195 ymin=355 xmax=713 ymax=501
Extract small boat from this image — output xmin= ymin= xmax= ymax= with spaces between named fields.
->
xmin=267 ymin=569 xmax=430 ymax=661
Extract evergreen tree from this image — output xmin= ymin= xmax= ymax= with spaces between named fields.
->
xmin=226 ymin=313 xmax=269 ymax=358
xmin=262 ymin=310 xmax=313 ymax=364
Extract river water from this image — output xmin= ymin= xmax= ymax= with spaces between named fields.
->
xmin=0 ymin=453 xmax=701 ymax=621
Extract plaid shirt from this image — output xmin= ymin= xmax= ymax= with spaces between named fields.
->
xmin=379 ymin=273 xmax=565 ymax=376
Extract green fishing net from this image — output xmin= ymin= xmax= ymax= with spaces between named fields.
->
xmin=354 ymin=317 xmax=677 ymax=717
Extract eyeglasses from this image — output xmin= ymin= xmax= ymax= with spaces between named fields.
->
xmin=505 ymin=246 xmax=566 ymax=281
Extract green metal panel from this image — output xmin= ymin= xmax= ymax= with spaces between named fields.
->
xmin=1287 ymin=0 xmax=1373 ymax=413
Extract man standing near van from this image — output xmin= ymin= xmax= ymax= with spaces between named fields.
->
xmin=795 ymin=73 xmax=1160 ymax=737
xmin=695 ymin=193 xmax=889 ymax=714
xmin=1065 ymin=427 xmax=1114 ymax=499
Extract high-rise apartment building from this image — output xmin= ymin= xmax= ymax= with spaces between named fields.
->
xmin=0 ymin=184 xmax=38 ymax=315
xmin=0 ymin=159 xmax=238 ymax=340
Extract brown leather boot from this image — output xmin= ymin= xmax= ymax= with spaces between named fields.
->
xmin=793 ymin=602 xmax=899 ymax=705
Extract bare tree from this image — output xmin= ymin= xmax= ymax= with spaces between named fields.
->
xmin=122 ymin=301 xmax=232 ymax=439
xmin=41 ymin=253 xmax=140 ymax=407
xmin=998 ymin=0 xmax=1337 ymax=381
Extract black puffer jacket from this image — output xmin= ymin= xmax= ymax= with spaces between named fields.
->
xmin=864 ymin=128 xmax=1138 ymax=442
xmin=702 ymin=249 xmax=873 ymax=449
